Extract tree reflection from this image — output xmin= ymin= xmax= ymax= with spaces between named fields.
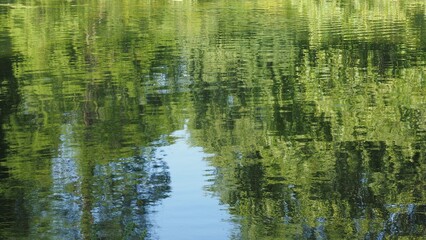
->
xmin=185 ymin=1 xmax=426 ymax=239
xmin=0 ymin=0 xmax=425 ymax=239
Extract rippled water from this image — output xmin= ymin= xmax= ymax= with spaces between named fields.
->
xmin=0 ymin=0 xmax=425 ymax=239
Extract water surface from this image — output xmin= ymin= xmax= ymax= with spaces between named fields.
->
xmin=0 ymin=0 xmax=425 ymax=239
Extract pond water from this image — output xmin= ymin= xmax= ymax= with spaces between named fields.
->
xmin=0 ymin=0 xmax=425 ymax=239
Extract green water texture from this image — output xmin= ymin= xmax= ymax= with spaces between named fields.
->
xmin=0 ymin=0 xmax=425 ymax=239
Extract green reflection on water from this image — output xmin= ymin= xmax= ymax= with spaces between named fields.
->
xmin=0 ymin=0 xmax=425 ymax=239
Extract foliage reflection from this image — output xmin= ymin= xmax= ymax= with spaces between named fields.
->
xmin=0 ymin=0 xmax=425 ymax=239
